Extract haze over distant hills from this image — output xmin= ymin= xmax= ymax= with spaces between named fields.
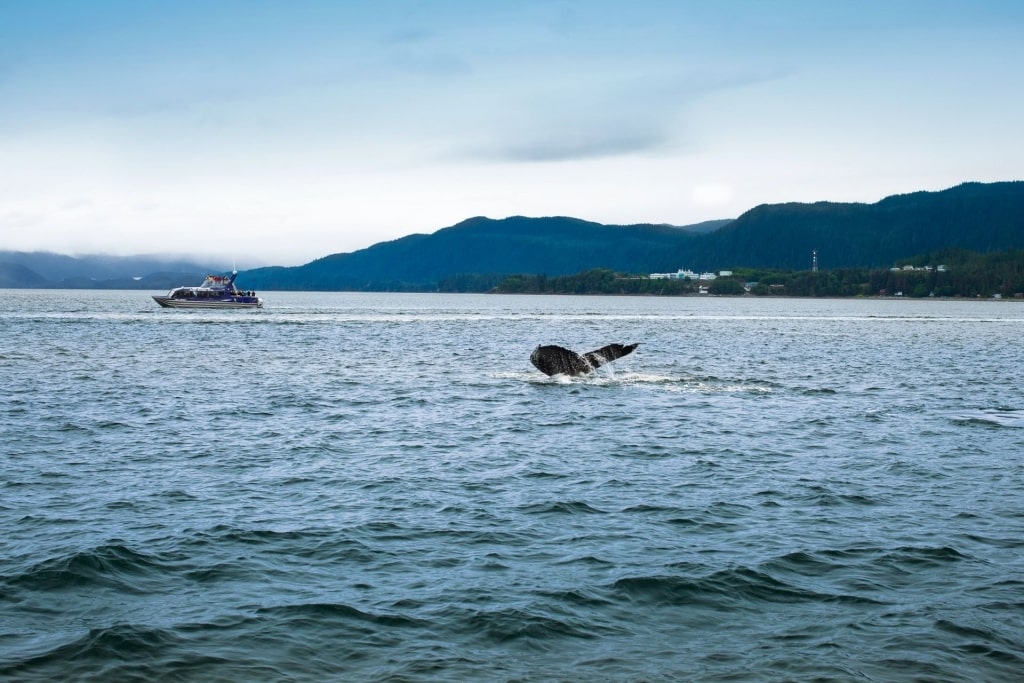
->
xmin=2 ymin=182 xmax=1022 ymax=291
xmin=0 ymin=253 xmax=222 ymax=289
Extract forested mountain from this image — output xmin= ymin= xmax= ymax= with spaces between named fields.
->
xmin=241 ymin=181 xmax=1024 ymax=291
xmin=241 ymin=217 xmax=711 ymax=291
xmin=699 ymin=181 xmax=1024 ymax=269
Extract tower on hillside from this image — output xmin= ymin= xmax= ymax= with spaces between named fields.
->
xmin=812 ymin=249 xmax=819 ymax=273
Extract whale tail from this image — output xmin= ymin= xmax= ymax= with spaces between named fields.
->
xmin=530 ymin=343 xmax=638 ymax=376
xmin=582 ymin=343 xmax=639 ymax=369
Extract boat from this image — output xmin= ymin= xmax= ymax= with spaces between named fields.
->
xmin=152 ymin=271 xmax=263 ymax=309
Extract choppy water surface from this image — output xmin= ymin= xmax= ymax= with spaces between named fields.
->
xmin=2 ymin=290 xmax=1023 ymax=682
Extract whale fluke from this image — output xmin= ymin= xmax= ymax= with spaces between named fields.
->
xmin=530 ymin=343 xmax=638 ymax=377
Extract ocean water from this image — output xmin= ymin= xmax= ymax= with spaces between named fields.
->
xmin=2 ymin=290 xmax=1023 ymax=682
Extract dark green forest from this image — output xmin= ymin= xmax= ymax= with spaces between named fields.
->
xmin=490 ymin=249 xmax=1024 ymax=299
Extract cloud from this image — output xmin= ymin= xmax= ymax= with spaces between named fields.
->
xmin=60 ymin=198 xmax=95 ymax=211
xmin=690 ymin=183 xmax=735 ymax=206
xmin=474 ymin=121 xmax=670 ymax=163
xmin=459 ymin=67 xmax=785 ymax=164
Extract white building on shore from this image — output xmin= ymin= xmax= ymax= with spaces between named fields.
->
xmin=650 ymin=268 xmax=719 ymax=281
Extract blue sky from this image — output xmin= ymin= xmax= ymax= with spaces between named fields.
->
xmin=1 ymin=1 xmax=1022 ymax=265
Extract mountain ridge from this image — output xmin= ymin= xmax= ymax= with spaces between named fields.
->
xmin=2 ymin=181 xmax=1021 ymax=290
xmin=241 ymin=181 xmax=1024 ymax=290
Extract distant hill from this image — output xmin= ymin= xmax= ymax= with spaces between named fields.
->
xmin=240 ymin=181 xmax=1024 ymax=291
xmin=241 ymin=216 xmax=720 ymax=291
xmin=698 ymin=181 xmax=1024 ymax=269
xmin=0 ymin=262 xmax=50 ymax=288
xmin=674 ymin=219 xmax=733 ymax=234
xmin=0 ymin=252 xmax=221 ymax=289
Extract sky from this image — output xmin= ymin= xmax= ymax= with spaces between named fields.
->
xmin=1 ymin=1 xmax=1022 ymax=266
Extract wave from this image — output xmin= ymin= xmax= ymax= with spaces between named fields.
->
xmin=951 ymin=409 xmax=1024 ymax=428
xmin=786 ymin=544 xmax=972 ymax=570
xmin=182 ymin=524 xmax=382 ymax=565
xmin=933 ymin=618 xmax=1024 ymax=671
xmin=518 ymin=500 xmax=607 ymax=515
xmin=255 ymin=602 xmax=425 ymax=629
xmin=4 ymin=543 xmax=180 ymax=594
xmin=877 ymin=545 xmax=971 ymax=569
xmin=0 ymin=624 xmax=195 ymax=680
xmin=610 ymin=567 xmax=842 ymax=609
xmin=609 ymin=544 xmax=971 ymax=610
xmin=0 ymin=621 xmax=290 ymax=682
xmin=457 ymin=606 xmax=600 ymax=644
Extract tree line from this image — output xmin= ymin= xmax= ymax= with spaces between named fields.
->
xmin=485 ymin=249 xmax=1024 ymax=299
